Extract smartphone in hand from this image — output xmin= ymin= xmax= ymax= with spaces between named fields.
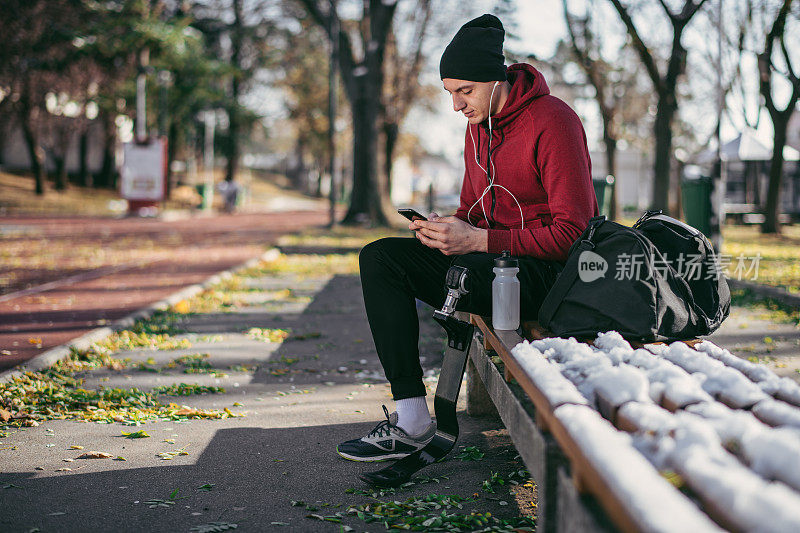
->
xmin=398 ymin=208 xmax=428 ymax=222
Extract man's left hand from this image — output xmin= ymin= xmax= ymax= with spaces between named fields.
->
xmin=411 ymin=215 xmax=488 ymax=255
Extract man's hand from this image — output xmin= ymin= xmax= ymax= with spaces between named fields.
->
xmin=410 ymin=213 xmax=488 ymax=255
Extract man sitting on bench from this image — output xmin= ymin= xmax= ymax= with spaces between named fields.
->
xmin=336 ymin=13 xmax=598 ymax=462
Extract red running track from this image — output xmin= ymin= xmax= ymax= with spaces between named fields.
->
xmin=0 ymin=210 xmax=330 ymax=372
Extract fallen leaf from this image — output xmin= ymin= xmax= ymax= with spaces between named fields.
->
xmin=77 ymin=451 xmax=113 ymax=459
xmin=69 ymin=445 xmax=84 ymax=450
xmin=114 ymin=456 xmax=127 ymax=461
xmin=189 ymin=522 xmax=237 ymax=532
xmin=173 ymin=407 xmax=200 ymax=416
xmin=121 ymin=430 xmax=150 ymax=439
xmin=55 ymin=468 xmax=72 ymax=472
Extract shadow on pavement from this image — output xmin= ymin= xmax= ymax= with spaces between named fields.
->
xmin=1 ymin=418 xmax=518 ymax=533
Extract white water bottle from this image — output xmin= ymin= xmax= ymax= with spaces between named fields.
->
xmin=492 ymin=251 xmax=520 ymax=331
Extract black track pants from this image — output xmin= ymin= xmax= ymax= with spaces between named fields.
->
xmin=359 ymin=237 xmax=562 ymax=400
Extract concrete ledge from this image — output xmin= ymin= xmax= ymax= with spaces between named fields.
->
xmin=728 ymin=279 xmax=800 ymax=307
xmin=0 ymin=248 xmax=280 ymax=384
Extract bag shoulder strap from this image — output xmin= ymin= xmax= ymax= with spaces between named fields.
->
xmin=538 ymin=217 xmax=605 ymax=325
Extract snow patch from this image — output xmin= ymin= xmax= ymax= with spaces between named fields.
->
xmin=555 ymin=404 xmax=723 ymax=532
xmin=588 ymin=364 xmax=651 ymax=408
xmin=753 ymin=399 xmax=800 ymax=430
xmin=511 ymin=341 xmax=588 ymax=407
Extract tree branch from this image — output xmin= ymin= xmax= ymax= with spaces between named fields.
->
xmin=780 ymin=32 xmax=797 ymax=83
xmin=759 ymin=0 xmax=793 ymax=117
xmin=657 ymin=0 xmax=678 ymax=25
xmin=395 ymin=0 xmax=432 ymax=121
xmin=608 ymin=0 xmax=662 ymax=88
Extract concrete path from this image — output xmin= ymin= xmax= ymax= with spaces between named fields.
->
xmin=0 ymin=250 xmax=536 ymax=532
xmin=707 ymin=303 xmax=800 ymax=380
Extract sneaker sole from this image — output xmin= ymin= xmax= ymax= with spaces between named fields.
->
xmin=336 ymin=448 xmax=412 ymax=462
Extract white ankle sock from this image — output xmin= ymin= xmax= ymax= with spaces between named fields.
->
xmin=395 ymin=396 xmax=431 ymax=436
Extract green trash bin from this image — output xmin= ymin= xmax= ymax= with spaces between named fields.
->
xmin=681 ymin=176 xmax=712 ymax=238
xmin=195 ymin=183 xmax=214 ymax=210
xmin=592 ymin=175 xmax=615 ymax=217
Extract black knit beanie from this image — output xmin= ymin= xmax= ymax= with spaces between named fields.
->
xmin=439 ymin=14 xmax=506 ymax=82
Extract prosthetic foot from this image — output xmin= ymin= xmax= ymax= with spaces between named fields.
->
xmin=359 ymin=266 xmax=475 ymax=487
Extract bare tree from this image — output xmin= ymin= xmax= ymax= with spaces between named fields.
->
xmin=608 ymin=0 xmax=709 ymax=214
xmin=562 ymin=0 xmax=627 ymax=219
xmin=382 ymin=0 xmax=432 ymax=193
xmin=0 ymin=1 xmax=85 ymax=195
xmin=274 ymin=8 xmax=338 ymax=194
xmin=298 ymin=0 xmax=398 ymax=226
xmin=758 ymin=0 xmax=799 ymax=234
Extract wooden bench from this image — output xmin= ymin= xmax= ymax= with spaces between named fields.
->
xmin=464 ymin=315 xmax=800 ymax=532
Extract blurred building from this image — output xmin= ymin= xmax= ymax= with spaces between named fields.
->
xmin=589 ymin=149 xmax=653 ymax=213
xmin=0 ymin=118 xmax=106 ymax=175
xmin=390 ymin=154 xmax=458 ymax=210
xmin=692 ymin=128 xmax=800 ymax=221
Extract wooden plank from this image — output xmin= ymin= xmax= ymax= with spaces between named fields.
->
xmin=470 ymin=314 xmax=643 ymax=533
xmin=472 ymin=314 xmax=724 ymax=533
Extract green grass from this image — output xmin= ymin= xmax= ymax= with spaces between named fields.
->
xmin=721 ymin=224 xmax=800 ymax=293
xmin=619 ymin=215 xmax=800 ymax=293
xmin=729 ymin=288 xmax=800 ymax=326
xmin=276 ymin=225 xmax=407 ymax=249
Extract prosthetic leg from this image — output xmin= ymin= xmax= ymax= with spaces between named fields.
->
xmin=359 ymin=266 xmax=475 ymax=487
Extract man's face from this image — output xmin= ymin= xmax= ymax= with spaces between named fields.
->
xmin=442 ymin=79 xmax=498 ymax=125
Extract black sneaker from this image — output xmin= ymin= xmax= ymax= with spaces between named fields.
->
xmin=336 ymin=405 xmax=436 ymax=462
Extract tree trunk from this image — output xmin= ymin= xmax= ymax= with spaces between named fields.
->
xmin=651 ymin=90 xmax=676 ymax=214
xmin=601 ymin=117 xmax=618 ymax=220
xmin=166 ymin=119 xmax=179 ymax=197
xmin=225 ymin=78 xmax=240 ymax=183
xmin=54 ymin=154 xmax=68 ymax=191
xmin=79 ymin=129 xmax=91 ymax=187
xmin=761 ymin=122 xmax=787 ymax=234
xmin=342 ymin=78 xmax=388 ymax=226
xmin=98 ymin=110 xmax=117 ymax=189
xmin=383 ymin=121 xmax=399 ymax=197
xmin=19 ymin=100 xmax=46 ymax=196
xmin=225 ymin=0 xmax=243 ymax=184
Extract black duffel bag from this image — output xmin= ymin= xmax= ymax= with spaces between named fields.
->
xmin=538 ymin=211 xmax=730 ymax=342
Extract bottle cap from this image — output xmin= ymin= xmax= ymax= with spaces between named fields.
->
xmin=494 ymin=250 xmax=518 ymax=268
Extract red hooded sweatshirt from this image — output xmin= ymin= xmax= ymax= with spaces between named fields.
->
xmin=454 ymin=63 xmax=597 ymax=262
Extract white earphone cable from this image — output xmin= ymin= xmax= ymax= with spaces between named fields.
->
xmin=465 ymin=81 xmax=525 ymax=231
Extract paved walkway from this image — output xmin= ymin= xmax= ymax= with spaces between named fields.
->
xmin=708 ymin=302 xmax=800 ymax=381
xmin=0 ymin=249 xmax=535 ymax=532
